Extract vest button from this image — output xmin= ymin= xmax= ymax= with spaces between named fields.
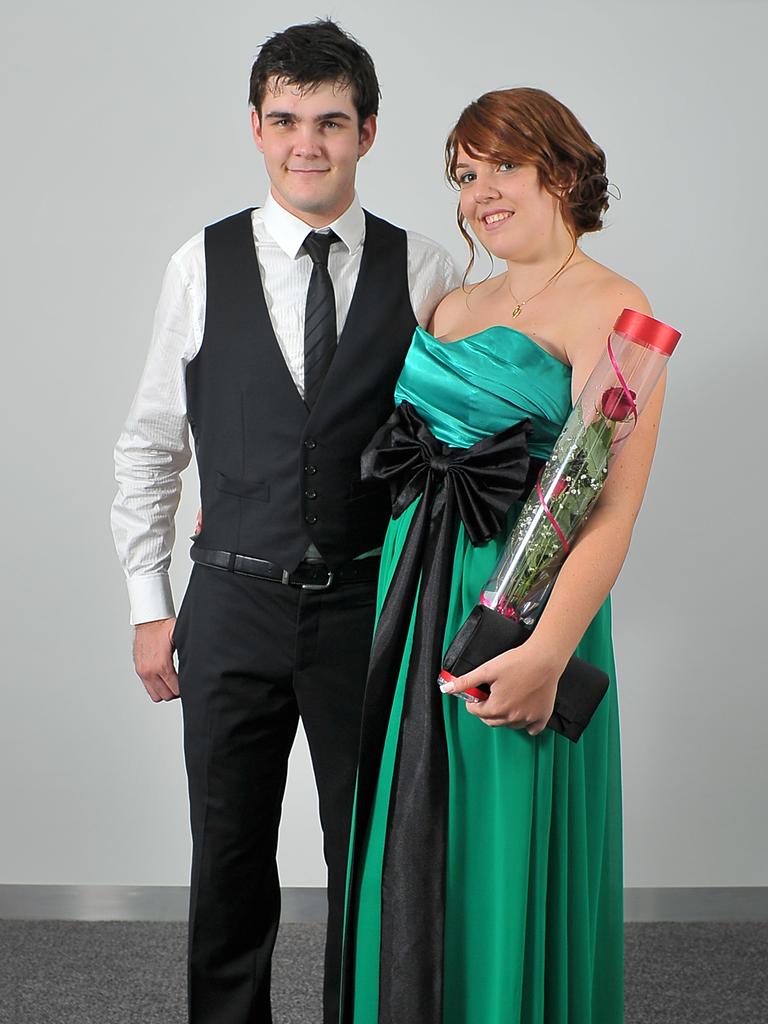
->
xmin=304 ymin=439 xmax=317 ymax=450
xmin=305 ymin=489 xmax=318 ymax=500
xmin=305 ymin=513 xmax=318 ymax=524
xmin=304 ymin=464 xmax=317 ymax=474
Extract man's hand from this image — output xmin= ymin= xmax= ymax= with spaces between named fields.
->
xmin=133 ymin=618 xmax=180 ymax=702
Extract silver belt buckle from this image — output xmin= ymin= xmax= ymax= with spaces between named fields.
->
xmin=301 ymin=570 xmax=334 ymax=591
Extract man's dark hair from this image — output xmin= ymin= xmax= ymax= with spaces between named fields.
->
xmin=249 ymin=19 xmax=380 ymax=125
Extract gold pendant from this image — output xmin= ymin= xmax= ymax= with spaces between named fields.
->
xmin=511 ymin=304 xmax=522 ymax=319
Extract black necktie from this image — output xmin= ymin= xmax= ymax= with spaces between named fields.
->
xmin=303 ymin=230 xmax=338 ymax=407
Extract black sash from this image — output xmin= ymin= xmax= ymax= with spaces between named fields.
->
xmin=340 ymin=402 xmax=540 ymax=1024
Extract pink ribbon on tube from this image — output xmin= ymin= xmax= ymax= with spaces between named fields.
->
xmin=536 ymin=468 xmax=570 ymax=555
xmin=607 ymin=334 xmax=638 ymax=429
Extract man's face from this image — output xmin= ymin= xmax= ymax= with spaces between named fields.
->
xmin=252 ymin=77 xmax=376 ymax=226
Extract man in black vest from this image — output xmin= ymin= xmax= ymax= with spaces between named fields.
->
xmin=111 ymin=20 xmax=457 ymax=1024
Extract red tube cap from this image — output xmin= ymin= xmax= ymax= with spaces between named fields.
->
xmin=613 ymin=308 xmax=681 ymax=356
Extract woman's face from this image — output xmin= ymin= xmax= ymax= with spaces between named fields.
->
xmin=456 ymin=146 xmax=565 ymax=261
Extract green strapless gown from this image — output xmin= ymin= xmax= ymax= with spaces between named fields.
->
xmin=346 ymin=326 xmax=623 ymax=1023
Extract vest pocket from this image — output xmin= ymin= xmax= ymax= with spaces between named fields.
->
xmin=215 ymin=471 xmax=270 ymax=502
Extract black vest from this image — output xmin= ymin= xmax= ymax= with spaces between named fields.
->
xmin=186 ymin=208 xmax=418 ymax=570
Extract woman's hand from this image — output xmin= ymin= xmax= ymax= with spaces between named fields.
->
xmin=441 ymin=641 xmax=565 ymax=735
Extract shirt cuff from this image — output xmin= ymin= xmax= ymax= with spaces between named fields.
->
xmin=127 ymin=574 xmax=176 ymax=626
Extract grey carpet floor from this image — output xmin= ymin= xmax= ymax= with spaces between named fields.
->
xmin=0 ymin=921 xmax=766 ymax=1023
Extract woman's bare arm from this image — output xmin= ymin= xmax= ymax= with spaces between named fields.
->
xmin=447 ymin=282 xmax=666 ymax=732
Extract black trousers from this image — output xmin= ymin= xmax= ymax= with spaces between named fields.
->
xmin=173 ymin=562 xmax=378 ymax=1024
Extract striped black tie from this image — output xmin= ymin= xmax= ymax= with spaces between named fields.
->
xmin=303 ymin=230 xmax=338 ymax=407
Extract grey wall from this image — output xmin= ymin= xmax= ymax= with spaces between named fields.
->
xmin=1 ymin=0 xmax=765 ymax=889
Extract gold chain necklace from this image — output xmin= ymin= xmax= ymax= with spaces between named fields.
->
xmin=507 ymin=248 xmax=578 ymax=319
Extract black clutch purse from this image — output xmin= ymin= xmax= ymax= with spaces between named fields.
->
xmin=442 ymin=605 xmax=609 ymax=742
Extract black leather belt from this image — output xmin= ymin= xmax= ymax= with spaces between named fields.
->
xmin=190 ymin=547 xmax=380 ymax=589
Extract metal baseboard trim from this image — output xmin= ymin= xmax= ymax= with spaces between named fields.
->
xmin=0 ymin=885 xmax=327 ymax=923
xmin=624 ymin=886 xmax=768 ymax=922
xmin=0 ymin=885 xmax=765 ymax=922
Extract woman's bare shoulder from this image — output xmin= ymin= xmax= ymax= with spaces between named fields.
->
xmin=578 ymin=259 xmax=651 ymax=316
xmin=430 ymin=274 xmax=501 ymax=333
xmin=428 ymin=284 xmax=470 ymax=336
xmin=563 ymin=261 xmax=652 ymax=381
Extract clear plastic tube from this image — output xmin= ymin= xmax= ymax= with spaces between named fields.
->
xmin=479 ymin=310 xmax=680 ymax=628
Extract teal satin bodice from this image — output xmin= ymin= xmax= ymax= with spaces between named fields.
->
xmin=394 ymin=325 xmax=572 ymax=458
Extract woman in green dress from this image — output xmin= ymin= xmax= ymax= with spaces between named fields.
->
xmin=340 ymin=88 xmax=666 ymax=1024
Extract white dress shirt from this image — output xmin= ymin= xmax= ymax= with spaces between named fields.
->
xmin=112 ymin=193 xmax=459 ymax=624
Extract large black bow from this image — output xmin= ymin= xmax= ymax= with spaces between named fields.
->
xmin=340 ymin=402 xmax=537 ymax=1024
xmin=361 ymin=400 xmax=532 ymax=545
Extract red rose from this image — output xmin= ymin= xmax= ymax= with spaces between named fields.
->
xmin=601 ymin=386 xmax=637 ymax=421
